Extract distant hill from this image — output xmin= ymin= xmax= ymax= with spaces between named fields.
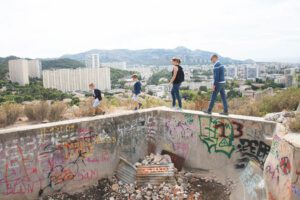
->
xmin=62 ymin=46 xmax=253 ymax=65
xmin=41 ymin=58 xmax=85 ymax=70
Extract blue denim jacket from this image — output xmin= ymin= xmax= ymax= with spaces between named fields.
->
xmin=213 ymin=62 xmax=225 ymax=86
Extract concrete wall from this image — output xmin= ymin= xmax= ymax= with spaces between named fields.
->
xmin=0 ymin=107 xmax=298 ymax=200
xmin=0 ymin=110 xmax=157 ymax=200
xmin=155 ymin=109 xmax=277 ymax=200
xmin=264 ymin=132 xmax=300 ymax=200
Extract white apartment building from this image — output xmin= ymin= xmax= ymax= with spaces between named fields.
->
xmin=9 ymin=59 xmax=30 ymax=86
xmin=226 ymin=66 xmax=238 ymax=79
xmin=28 ymin=59 xmax=42 ymax=78
xmin=146 ymin=84 xmax=170 ymax=99
xmin=181 ymin=81 xmax=213 ymax=90
xmin=246 ymin=66 xmax=258 ymax=80
xmin=101 ymin=62 xmax=127 ymax=70
xmin=85 ymin=54 xmax=100 ymax=68
xmin=43 ymin=67 xmax=111 ymax=92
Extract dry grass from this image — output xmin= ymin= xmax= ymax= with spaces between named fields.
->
xmin=72 ymin=99 xmax=94 ymax=117
xmin=0 ymin=110 xmax=7 ymax=128
xmin=142 ymin=96 xmax=168 ymax=109
xmin=24 ymin=101 xmax=50 ymax=121
xmin=228 ymin=88 xmax=300 ymax=117
xmin=229 ymin=98 xmax=261 ymax=116
xmin=0 ymin=103 xmax=22 ymax=126
xmin=48 ymin=102 xmax=67 ymax=121
xmin=289 ymin=114 xmax=300 ymax=132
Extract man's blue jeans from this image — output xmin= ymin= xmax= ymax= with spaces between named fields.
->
xmin=208 ymin=83 xmax=228 ymax=112
xmin=171 ymin=83 xmax=182 ymax=108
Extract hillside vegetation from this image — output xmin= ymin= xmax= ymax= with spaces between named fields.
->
xmin=0 ymin=56 xmax=19 ymax=79
xmin=42 ymin=58 xmax=85 ymax=69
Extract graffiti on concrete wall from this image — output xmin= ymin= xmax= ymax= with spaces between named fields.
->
xmin=163 ymin=113 xmax=198 ymax=158
xmin=198 ymin=115 xmax=272 ymax=167
xmin=198 ymin=116 xmax=244 ymax=158
xmin=293 ymin=162 xmax=300 ymax=185
xmin=0 ymin=114 xmax=149 ymax=198
xmin=146 ymin=116 xmax=158 ymax=143
xmin=292 ymin=185 xmax=300 ymax=198
xmin=264 ymin=135 xmax=296 ymax=200
xmin=269 ymin=135 xmax=280 ymax=159
xmin=291 ymin=161 xmax=300 ymax=198
xmin=235 ymin=139 xmax=270 ymax=169
xmin=117 ymin=117 xmax=146 ymax=154
xmin=165 ymin=116 xmax=197 ymax=140
xmin=279 ymin=156 xmax=291 ymax=175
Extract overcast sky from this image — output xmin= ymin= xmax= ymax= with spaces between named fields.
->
xmin=0 ymin=0 xmax=300 ymax=62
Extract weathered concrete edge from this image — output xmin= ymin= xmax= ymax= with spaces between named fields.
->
xmin=0 ymin=106 xmax=278 ymax=135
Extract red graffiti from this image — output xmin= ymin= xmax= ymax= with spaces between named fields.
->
xmin=280 ymin=157 xmax=291 ymax=175
xmin=50 ymin=169 xmax=75 ymax=185
xmin=76 ymin=170 xmax=97 ymax=181
xmin=214 ymin=120 xmax=243 ymax=138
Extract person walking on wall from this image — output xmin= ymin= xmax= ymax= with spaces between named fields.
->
xmin=131 ymin=74 xmax=142 ymax=110
xmin=169 ymin=57 xmax=184 ymax=110
xmin=89 ymin=83 xmax=105 ymax=115
xmin=203 ymin=54 xmax=229 ymax=115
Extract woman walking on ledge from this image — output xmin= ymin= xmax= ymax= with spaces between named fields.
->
xmin=169 ymin=57 xmax=184 ymax=110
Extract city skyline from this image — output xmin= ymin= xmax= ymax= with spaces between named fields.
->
xmin=0 ymin=0 xmax=300 ymax=62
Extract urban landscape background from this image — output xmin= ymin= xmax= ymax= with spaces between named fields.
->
xmin=0 ymin=46 xmax=300 ymax=132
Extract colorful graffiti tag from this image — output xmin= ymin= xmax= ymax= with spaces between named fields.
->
xmin=235 ymin=139 xmax=270 ymax=169
xmin=0 ymin=119 xmax=134 ymax=198
xmin=279 ymin=157 xmax=291 ymax=175
xmin=198 ymin=116 xmax=244 ymax=158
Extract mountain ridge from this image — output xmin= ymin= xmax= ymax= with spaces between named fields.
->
xmin=61 ymin=46 xmax=254 ymax=65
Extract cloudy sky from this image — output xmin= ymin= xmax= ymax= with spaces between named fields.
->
xmin=0 ymin=0 xmax=300 ymax=62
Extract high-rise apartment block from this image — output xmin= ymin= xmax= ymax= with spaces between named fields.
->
xmin=246 ymin=66 xmax=258 ymax=80
xmin=8 ymin=59 xmax=42 ymax=86
xmin=28 ymin=59 xmax=42 ymax=78
xmin=43 ymin=67 xmax=111 ymax=92
xmin=85 ymin=54 xmax=100 ymax=68
xmin=226 ymin=66 xmax=238 ymax=79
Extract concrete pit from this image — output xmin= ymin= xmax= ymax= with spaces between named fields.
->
xmin=0 ymin=107 xmax=299 ymax=200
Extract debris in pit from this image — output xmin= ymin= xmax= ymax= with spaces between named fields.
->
xmin=116 ymin=157 xmax=137 ymax=184
xmin=135 ymin=153 xmax=176 ymax=186
xmin=43 ymin=154 xmax=231 ymax=200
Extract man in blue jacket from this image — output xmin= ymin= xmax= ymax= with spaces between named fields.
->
xmin=204 ymin=54 xmax=228 ymax=115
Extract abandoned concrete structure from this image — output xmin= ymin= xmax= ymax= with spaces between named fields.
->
xmin=0 ymin=107 xmax=299 ymax=200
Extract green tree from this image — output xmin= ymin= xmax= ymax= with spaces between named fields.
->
xmin=147 ymin=69 xmax=171 ymax=85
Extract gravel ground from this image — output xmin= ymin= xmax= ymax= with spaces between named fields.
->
xmin=43 ymin=175 xmax=231 ymax=200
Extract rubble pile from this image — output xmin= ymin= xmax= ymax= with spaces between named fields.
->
xmin=108 ymin=153 xmax=230 ymax=200
xmin=43 ymin=154 xmax=231 ymax=200
xmin=109 ymin=172 xmax=200 ymax=200
xmin=135 ymin=153 xmax=173 ymax=166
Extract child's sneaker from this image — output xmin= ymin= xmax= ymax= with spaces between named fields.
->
xmin=138 ymin=103 xmax=142 ymax=109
